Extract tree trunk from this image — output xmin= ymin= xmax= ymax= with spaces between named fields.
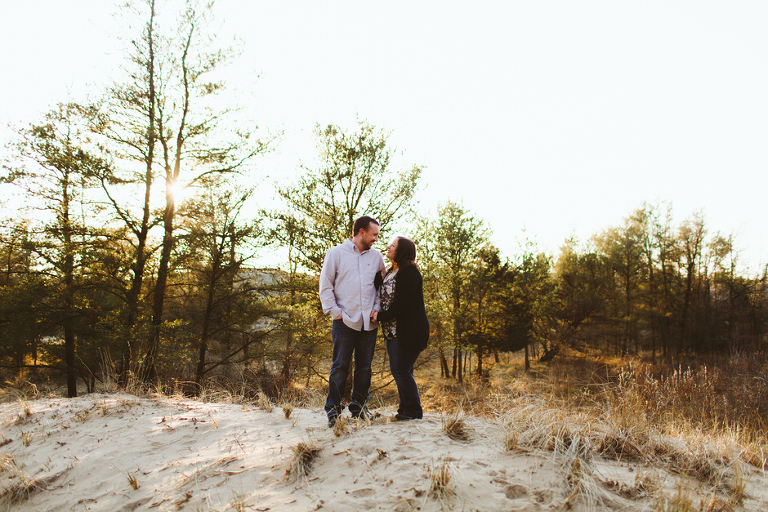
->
xmin=524 ymin=344 xmax=530 ymax=372
xmin=196 ymin=254 xmax=220 ymax=383
xmin=143 ymin=12 xmax=192 ymax=384
xmin=111 ymin=1 xmax=157 ymax=386
xmin=143 ymin=194 xmax=175 ymax=383
xmin=476 ymin=348 xmax=483 ymax=380
xmin=457 ymin=347 xmax=463 ymax=383
xmin=62 ymin=175 xmax=77 ymax=398
xmin=660 ymin=259 xmax=670 ymax=358
xmin=64 ymin=314 xmax=77 ymax=397
xmin=438 ymin=346 xmax=450 ymax=378
xmin=120 ymin=222 xmax=150 ymax=383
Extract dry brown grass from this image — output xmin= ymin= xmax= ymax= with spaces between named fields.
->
xmin=0 ymin=453 xmax=66 ymax=507
xmin=442 ymin=412 xmax=472 ymax=442
xmin=421 ymin=378 xmax=499 ymax=415
xmin=428 ymin=461 xmax=454 ymax=500
xmin=288 ymin=441 xmax=321 ymax=479
xmin=482 ymin=353 xmax=765 ymax=509
xmin=332 ymin=416 xmax=349 ymax=437
xmin=256 ymin=391 xmax=273 ymax=412
xmin=0 ymin=379 xmax=42 ymax=404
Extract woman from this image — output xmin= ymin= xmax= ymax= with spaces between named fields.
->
xmin=371 ymin=235 xmax=430 ymax=420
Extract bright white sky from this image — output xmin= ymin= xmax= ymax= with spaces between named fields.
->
xmin=1 ymin=1 xmax=767 ymax=273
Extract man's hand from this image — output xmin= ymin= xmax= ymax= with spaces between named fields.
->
xmin=370 ymin=310 xmax=378 ymax=322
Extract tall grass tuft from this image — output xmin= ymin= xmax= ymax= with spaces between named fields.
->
xmin=442 ymin=411 xmax=471 ymax=442
xmin=428 ymin=461 xmax=454 ymax=500
xmin=332 ymin=416 xmax=349 ymax=437
xmin=288 ymin=441 xmax=321 ymax=479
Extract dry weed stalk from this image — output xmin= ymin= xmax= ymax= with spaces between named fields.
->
xmin=0 ymin=477 xmax=38 ymax=506
xmin=652 ymin=481 xmax=699 ymax=512
xmin=169 ymin=456 xmax=239 ymax=493
xmin=282 ymin=403 xmax=294 ymax=419
xmin=737 ymin=435 xmax=767 ymax=470
xmin=257 ymin=392 xmax=273 ymax=413
xmin=0 ymin=455 xmax=63 ymax=507
xmin=127 ymin=472 xmax=139 ymax=490
xmin=98 ymin=352 xmax=119 ymax=393
xmin=725 ymin=461 xmax=746 ymax=506
xmin=562 ymin=454 xmax=615 ymax=510
xmin=629 ymin=469 xmax=664 ymax=498
xmin=8 ymin=403 xmax=34 ymax=426
xmin=230 ymin=492 xmax=247 ymax=512
xmin=428 ymin=461 xmax=454 ymax=500
xmin=0 ymin=381 xmax=39 ymax=404
xmin=651 ymin=479 xmax=737 ymax=512
xmin=332 ymin=416 xmax=349 ymax=437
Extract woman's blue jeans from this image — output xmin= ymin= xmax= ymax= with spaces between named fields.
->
xmin=386 ymin=336 xmax=423 ymax=419
xmin=325 ymin=319 xmax=378 ymax=418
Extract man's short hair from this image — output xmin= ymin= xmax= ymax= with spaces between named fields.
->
xmin=353 ymin=216 xmax=379 ymax=235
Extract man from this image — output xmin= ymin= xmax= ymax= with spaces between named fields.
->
xmin=319 ymin=215 xmax=385 ymax=427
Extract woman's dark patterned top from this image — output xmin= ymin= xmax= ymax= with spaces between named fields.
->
xmin=379 ymin=268 xmax=398 ymax=340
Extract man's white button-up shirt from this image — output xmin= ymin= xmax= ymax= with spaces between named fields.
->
xmin=319 ymin=239 xmax=385 ymax=331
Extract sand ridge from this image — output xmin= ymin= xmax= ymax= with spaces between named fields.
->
xmin=1 ymin=393 xmax=766 ymax=511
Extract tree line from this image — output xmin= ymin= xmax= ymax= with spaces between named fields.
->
xmin=2 ymin=0 xmax=766 ymax=397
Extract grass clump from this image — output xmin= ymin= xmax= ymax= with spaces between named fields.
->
xmin=442 ymin=412 xmax=471 ymax=442
xmin=0 ymin=454 xmax=65 ymax=507
xmin=428 ymin=461 xmax=454 ymax=500
xmin=257 ymin=392 xmax=273 ymax=413
xmin=332 ymin=416 xmax=349 ymax=437
xmin=288 ymin=441 xmax=321 ymax=479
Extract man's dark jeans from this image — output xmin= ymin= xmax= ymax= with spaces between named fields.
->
xmin=325 ymin=319 xmax=378 ymax=418
xmin=386 ymin=336 xmax=423 ymax=419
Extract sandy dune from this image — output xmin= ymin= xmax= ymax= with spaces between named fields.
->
xmin=1 ymin=393 xmax=766 ymax=511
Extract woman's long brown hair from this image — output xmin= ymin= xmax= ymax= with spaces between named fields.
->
xmin=393 ymin=236 xmax=417 ymax=269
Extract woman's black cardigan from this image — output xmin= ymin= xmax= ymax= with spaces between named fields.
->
xmin=376 ymin=264 xmax=430 ymax=352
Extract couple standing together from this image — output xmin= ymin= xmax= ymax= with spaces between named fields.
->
xmin=319 ymin=216 xmax=430 ymax=427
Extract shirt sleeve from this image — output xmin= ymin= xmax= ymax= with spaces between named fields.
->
xmin=319 ymin=249 xmax=342 ymax=319
xmin=373 ymin=252 xmax=385 ymax=312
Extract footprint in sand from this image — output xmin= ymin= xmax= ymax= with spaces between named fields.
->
xmin=504 ymin=484 xmax=528 ymax=500
xmin=347 ymin=487 xmax=376 ymax=497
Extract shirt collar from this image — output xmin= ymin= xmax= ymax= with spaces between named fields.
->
xmin=345 ymin=238 xmax=368 ymax=254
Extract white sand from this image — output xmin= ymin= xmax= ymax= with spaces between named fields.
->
xmin=1 ymin=393 xmax=766 ymax=511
